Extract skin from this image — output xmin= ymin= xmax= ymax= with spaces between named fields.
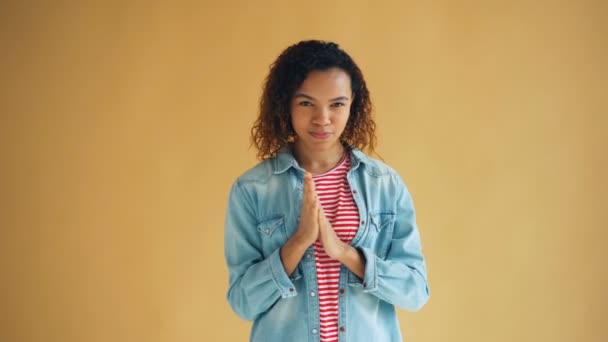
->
xmin=280 ymin=68 xmax=366 ymax=279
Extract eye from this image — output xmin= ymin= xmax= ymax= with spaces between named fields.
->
xmin=298 ymin=101 xmax=313 ymax=107
xmin=331 ymin=102 xmax=345 ymax=107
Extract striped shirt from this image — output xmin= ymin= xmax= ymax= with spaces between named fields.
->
xmin=311 ymin=152 xmax=360 ymax=342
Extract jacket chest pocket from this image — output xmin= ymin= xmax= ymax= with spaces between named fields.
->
xmin=361 ymin=211 xmax=396 ymax=259
xmin=256 ymin=215 xmax=288 ymax=258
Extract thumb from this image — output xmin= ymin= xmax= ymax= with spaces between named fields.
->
xmin=317 ymin=208 xmax=324 ymax=232
xmin=318 ymin=206 xmax=325 ymax=221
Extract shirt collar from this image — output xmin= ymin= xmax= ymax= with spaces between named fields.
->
xmin=273 ymin=143 xmax=372 ymax=174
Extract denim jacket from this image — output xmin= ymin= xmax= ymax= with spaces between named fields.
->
xmin=224 ymin=147 xmax=430 ymax=341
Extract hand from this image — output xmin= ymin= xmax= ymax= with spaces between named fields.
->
xmin=293 ymin=172 xmax=319 ymax=246
xmin=318 ymin=206 xmax=348 ymax=260
xmin=318 ymin=205 xmax=366 ymax=278
xmin=279 ymin=173 xmax=319 ymax=276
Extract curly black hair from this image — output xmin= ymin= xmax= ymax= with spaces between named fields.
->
xmin=251 ymin=40 xmax=376 ymax=160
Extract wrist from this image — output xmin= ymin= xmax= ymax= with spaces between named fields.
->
xmin=290 ymin=231 xmax=314 ymax=250
xmin=337 ymin=245 xmax=366 ymax=279
xmin=331 ymin=240 xmax=350 ymax=261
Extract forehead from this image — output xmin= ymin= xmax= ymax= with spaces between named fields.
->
xmin=295 ymin=68 xmax=352 ymax=98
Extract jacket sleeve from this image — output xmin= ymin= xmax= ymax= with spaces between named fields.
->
xmin=351 ymin=174 xmax=430 ymax=311
xmin=224 ymin=180 xmax=298 ymax=321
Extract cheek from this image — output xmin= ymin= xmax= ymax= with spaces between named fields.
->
xmin=290 ymin=110 xmax=306 ymax=131
xmin=337 ymin=110 xmax=351 ymax=127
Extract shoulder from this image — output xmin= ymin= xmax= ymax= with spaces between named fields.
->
xmin=234 ymin=147 xmax=297 ymax=186
xmin=227 ymin=155 xmax=295 ymax=212
xmin=227 ymin=158 xmax=277 ymax=207
xmin=234 ymin=158 xmax=277 ymax=185
xmin=351 ymin=149 xmax=412 ymax=196
xmin=351 ymin=149 xmax=401 ymax=179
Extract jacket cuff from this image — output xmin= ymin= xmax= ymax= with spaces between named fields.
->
xmin=268 ymin=247 xmax=298 ymax=298
xmin=359 ymin=247 xmax=378 ymax=292
xmin=347 ymin=247 xmax=378 ymax=292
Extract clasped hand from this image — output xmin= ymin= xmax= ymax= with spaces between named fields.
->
xmin=294 ymin=172 xmax=348 ymax=260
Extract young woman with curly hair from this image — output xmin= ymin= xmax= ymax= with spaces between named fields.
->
xmin=224 ymin=40 xmax=430 ymax=342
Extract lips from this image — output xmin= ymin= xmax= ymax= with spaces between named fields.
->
xmin=310 ymin=131 xmax=331 ymax=139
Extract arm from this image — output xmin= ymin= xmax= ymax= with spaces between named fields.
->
xmin=224 ymin=180 xmax=298 ymax=321
xmin=280 ymin=235 xmax=311 ymax=276
xmin=350 ymin=175 xmax=430 ymax=311
xmin=318 ymin=208 xmax=366 ymax=278
xmin=336 ymin=243 xmax=366 ymax=278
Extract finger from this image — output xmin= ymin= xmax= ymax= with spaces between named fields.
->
xmin=302 ymin=172 xmax=311 ymax=197
xmin=318 ymin=207 xmax=327 ymax=228
xmin=317 ymin=208 xmax=324 ymax=235
xmin=308 ymin=173 xmax=316 ymax=194
xmin=305 ymin=174 xmax=316 ymax=203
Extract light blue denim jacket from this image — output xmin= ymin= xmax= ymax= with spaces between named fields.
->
xmin=224 ymin=147 xmax=430 ymax=341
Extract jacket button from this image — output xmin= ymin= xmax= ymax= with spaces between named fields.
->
xmin=289 ymin=287 xmax=294 ymax=292
xmin=363 ymin=282 xmax=367 ymax=288
xmin=361 ymin=220 xmax=365 ymax=225
xmin=310 ymin=291 xmax=316 ymax=297
xmin=312 ymin=328 xmax=318 ymax=334
xmin=340 ymin=326 xmax=346 ymax=332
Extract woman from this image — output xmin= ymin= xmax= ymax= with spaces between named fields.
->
xmin=224 ymin=40 xmax=430 ymax=342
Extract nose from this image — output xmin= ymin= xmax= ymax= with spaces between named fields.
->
xmin=312 ymin=107 xmax=331 ymax=126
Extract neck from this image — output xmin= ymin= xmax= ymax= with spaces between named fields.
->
xmin=293 ymin=141 xmax=346 ymax=175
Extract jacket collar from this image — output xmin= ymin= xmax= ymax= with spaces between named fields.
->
xmin=273 ymin=143 xmax=372 ymax=174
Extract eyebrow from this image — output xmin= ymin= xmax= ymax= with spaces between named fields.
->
xmin=293 ymin=93 xmax=350 ymax=102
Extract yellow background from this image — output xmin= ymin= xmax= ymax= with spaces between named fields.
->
xmin=1 ymin=1 xmax=606 ymax=341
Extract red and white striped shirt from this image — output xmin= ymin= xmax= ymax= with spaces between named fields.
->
xmin=312 ymin=152 xmax=360 ymax=342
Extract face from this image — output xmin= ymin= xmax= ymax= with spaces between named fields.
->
xmin=290 ymin=67 xmax=353 ymax=153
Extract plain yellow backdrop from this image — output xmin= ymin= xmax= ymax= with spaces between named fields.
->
xmin=1 ymin=1 xmax=606 ymax=341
